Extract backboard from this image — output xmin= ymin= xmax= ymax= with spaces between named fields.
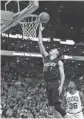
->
xmin=1 ymin=0 xmax=39 ymax=33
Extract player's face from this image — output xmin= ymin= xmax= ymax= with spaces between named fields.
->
xmin=49 ymin=49 xmax=59 ymax=58
xmin=69 ymin=82 xmax=76 ymax=92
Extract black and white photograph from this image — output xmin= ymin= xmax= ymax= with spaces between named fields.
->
xmin=0 ymin=0 xmax=84 ymax=118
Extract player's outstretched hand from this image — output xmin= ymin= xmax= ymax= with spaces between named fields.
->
xmin=39 ymin=23 xmax=44 ymax=31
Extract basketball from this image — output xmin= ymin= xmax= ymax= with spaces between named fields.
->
xmin=39 ymin=12 xmax=50 ymax=23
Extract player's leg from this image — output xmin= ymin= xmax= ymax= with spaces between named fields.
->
xmin=46 ymin=87 xmax=62 ymax=118
xmin=52 ymin=89 xmax=66 ymax=117
xmin=50 ymin=79 xmax=66 ymax=117
xmin=51 ymin=105 xmax=62 ymax=118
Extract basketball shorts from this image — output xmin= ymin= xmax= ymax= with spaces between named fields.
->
xmin=66 ymin=111 xmax=84 ymax=119
xmin=46 ymin=79 xmax=66 ymax=116
xmin=46 ymin=79 xmax=60 ymax=105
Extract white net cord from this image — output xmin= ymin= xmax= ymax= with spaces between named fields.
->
xmin=20 ymin=16 xmax=39 ymax=38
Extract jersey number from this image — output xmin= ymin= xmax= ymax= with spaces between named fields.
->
xmin=69 ymin=103 xmax=78 ymax=109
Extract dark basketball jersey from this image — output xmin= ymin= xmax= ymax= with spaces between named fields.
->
xmin=43 ymin=55 xmax=60 ymax=82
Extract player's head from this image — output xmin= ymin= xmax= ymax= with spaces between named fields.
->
xmin=49 ymin=48 xmax=60 ymax=58
xmin=68 ymin=81 xmax=77 ymax=92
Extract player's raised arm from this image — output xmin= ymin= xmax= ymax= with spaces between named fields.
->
xmin=58 ymin=60 xmax=65 ymax=95
xmin=38 ymin=23 xmax=48 ymax=57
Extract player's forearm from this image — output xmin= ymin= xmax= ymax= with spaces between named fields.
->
xmin=60 ymin=75 xmax=65 ymax=88
xmin=38 ymin=30 xmax=44 ymax=54
xmin=38 ymin=29 xmax=48 ymax=57
xmin=59 ymin=61 xmax=65 ymax=88
xmin=38 ymin=23 xmax=48 ymax=57
xmin=38 ymin=29 xmax=43 ymax=46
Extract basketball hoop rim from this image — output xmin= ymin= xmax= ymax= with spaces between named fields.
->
xmin=23 ymin=14 xmax=38 ymax=17
xmin=20 ymin=14 xmax=40 ymax=23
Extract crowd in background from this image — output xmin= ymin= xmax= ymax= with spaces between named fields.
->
xmin=1 ymin=57 xmax=84 ymax=118
xmin=1 ymin=71 xmax=54 ymax=118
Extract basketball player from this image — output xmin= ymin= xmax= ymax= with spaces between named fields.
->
xmin=63 ymin=81 xmax=84 ymax=119
xmin=38 ymin=23 xmax=66 ymax=118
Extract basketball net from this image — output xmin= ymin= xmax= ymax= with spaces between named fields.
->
xmin=20 ymin=15 xmax=40 ymax=38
